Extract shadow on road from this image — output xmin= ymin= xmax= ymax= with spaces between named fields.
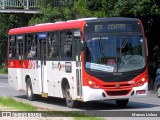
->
xmin=14 ymin=95 xmax=159 ymax=111
xmin=15 ymin=95 xmax=67 ymax=107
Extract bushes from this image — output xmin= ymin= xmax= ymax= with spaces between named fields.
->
xmin=0 ymin=64 xmax=7 ymax=74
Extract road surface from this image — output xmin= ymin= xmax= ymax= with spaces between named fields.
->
xmin=0 ymin=74 xmax=160 ymax=120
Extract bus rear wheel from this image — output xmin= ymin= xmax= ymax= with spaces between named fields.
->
xmin=26 ymin=78 xmax=35 ymax=101
xmin=115 ymin=99 xmax=129 ymax=107
xmin=65 ymin=89 xmax=77 ymax=108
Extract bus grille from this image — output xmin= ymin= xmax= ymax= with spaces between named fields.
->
xmin=106 ymin=90 xmax=130 ymax=96
xmin=102 ymin=84 xmax=132 ymax=88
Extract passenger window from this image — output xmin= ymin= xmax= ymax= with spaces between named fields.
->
xmin=9 ymin=36 xmax=16 ymax=58
xmin=26 ymin=34 xmax=37 ymax=58
xmin=47 ymin=32 xmax=59 ymax=59
xmin=60 ymin=31 xmax=73 ymax=59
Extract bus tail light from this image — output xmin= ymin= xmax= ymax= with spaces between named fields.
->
xmin=88 ymin=80 xmax=100 ymax=89
xmin=134 ymin=77 xmax=147 ymax=87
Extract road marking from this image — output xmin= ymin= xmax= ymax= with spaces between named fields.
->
xmin=0 ymin=83 xmax=11 ymax=87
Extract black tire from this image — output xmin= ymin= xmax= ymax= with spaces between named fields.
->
xmin=26 ymin=78 xmax=36 ymax=101
xmin=115 ymin=99 xmax=129 ymax=107
xmin=157 ymin=86 xmax=160 ymax=98
xmin=65 ymin=88 xmax=77 ymax=108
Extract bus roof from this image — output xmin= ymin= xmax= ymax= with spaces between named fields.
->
xmin=8 ymin=17 xmax=140 ymax=35
xmin=85 ymin=17 xmax=139 ymax=22
xmin=8 ymin=20 xmax=85 ymax=35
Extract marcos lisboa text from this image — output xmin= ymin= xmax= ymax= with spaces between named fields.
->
xmin=132 ymin=112 xmax=158 ymax=117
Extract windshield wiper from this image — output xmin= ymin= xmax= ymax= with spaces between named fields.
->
xmin=117 ymin=34 xmax=131 ymax=72
xmin=121 ymin=34 xmax=131 ymax=49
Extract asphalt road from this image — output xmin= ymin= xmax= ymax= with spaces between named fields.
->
xmin=0 ymin=74 xmax=160 ymax=120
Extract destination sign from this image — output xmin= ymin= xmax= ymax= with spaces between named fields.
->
xmin=108 ymin=24 xmax=125 ymax=30
xmin=95 ymin=24 xmax=132 ymax=33
xmin=84 ymin=21 xmax=142 ymax=35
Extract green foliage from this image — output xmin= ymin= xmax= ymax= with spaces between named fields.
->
xmin=74 ymin=0 xmax=92 ymax=18
xmin=0 ymin=14 xmax=33 ymax=64
xmin=0 ymin=66 xmax=7 ymax=74
xmin=29 ymin=0 xmax=93 ymax=25
xmin=29 ymin=0 xmax=160 ymax=24
xmin=106 ymin=0 xmax=160 ymax=17
xmin=0 ymin=97 xmax=37 ymax=111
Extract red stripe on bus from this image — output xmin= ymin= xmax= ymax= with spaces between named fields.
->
xmin=8 ymin=60 xmax=37 ymax=69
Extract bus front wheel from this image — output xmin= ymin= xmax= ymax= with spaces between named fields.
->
xmin=115 ymin=99 xmax=129 ymax=107
xmin=26 ymin=78 xmax=35 ymax=101
xmin=65 ymin=89 xmax=77 ymax=108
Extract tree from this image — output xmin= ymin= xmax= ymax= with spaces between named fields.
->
xmin=0 ymin=14 xmax=33 ymax=65
xmin=29 ymin=0 xmax=92 ymax=25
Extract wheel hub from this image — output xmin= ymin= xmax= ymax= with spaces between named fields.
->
xmin=27 ymin=86 xmax=31 ymax=97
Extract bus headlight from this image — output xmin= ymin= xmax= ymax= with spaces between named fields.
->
xmin=88 ymin=80 xmax=100 ymax=89
xmin=134 ymin=77 xmax=147 ymax=87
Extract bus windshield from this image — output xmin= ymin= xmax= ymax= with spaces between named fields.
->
xmin=85 ymin=35 xmax=146 ymax=73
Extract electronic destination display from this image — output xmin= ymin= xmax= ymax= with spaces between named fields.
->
xmin=84 ymin=21 xmax=142 ymax=35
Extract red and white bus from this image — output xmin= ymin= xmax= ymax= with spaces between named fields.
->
xmin=8 ymin=18 xmax=148 ymax=108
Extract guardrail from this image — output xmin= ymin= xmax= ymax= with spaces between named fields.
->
xmin=0 ymin=0 xmax=40 ymax=9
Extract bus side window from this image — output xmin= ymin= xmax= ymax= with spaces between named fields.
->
xmin=48 ymin=32 xmax=59 ymax=59
xmin=60 ymin=31 xmax=73 ymax=59
xmin=9 ymin=49 xmax=13 ymax=57
xmin=9 ymin=36 xmax=16 ymax=58
xmin=26 ymin=34 xmax=37 ymax=58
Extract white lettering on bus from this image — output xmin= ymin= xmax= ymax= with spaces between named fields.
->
xmin=10 ymin=62 xmax=14 ymax=67
xmin=28 ymin=60 xmax=36 ymax=69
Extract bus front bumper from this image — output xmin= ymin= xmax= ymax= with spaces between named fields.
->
xmin=82 ymin=82 xmax=148 ymax=102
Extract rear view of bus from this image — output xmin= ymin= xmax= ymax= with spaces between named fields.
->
xmin=82 ymin=18 xmax=148 ymax=107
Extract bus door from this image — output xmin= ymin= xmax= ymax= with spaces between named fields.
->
xmin=74 ymin=30 xmax=82 ymax=97
xmin=38 ymin=33 xmax=48 ymax=97
xmin=16 ymin=35 xmax=24 ymax=90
